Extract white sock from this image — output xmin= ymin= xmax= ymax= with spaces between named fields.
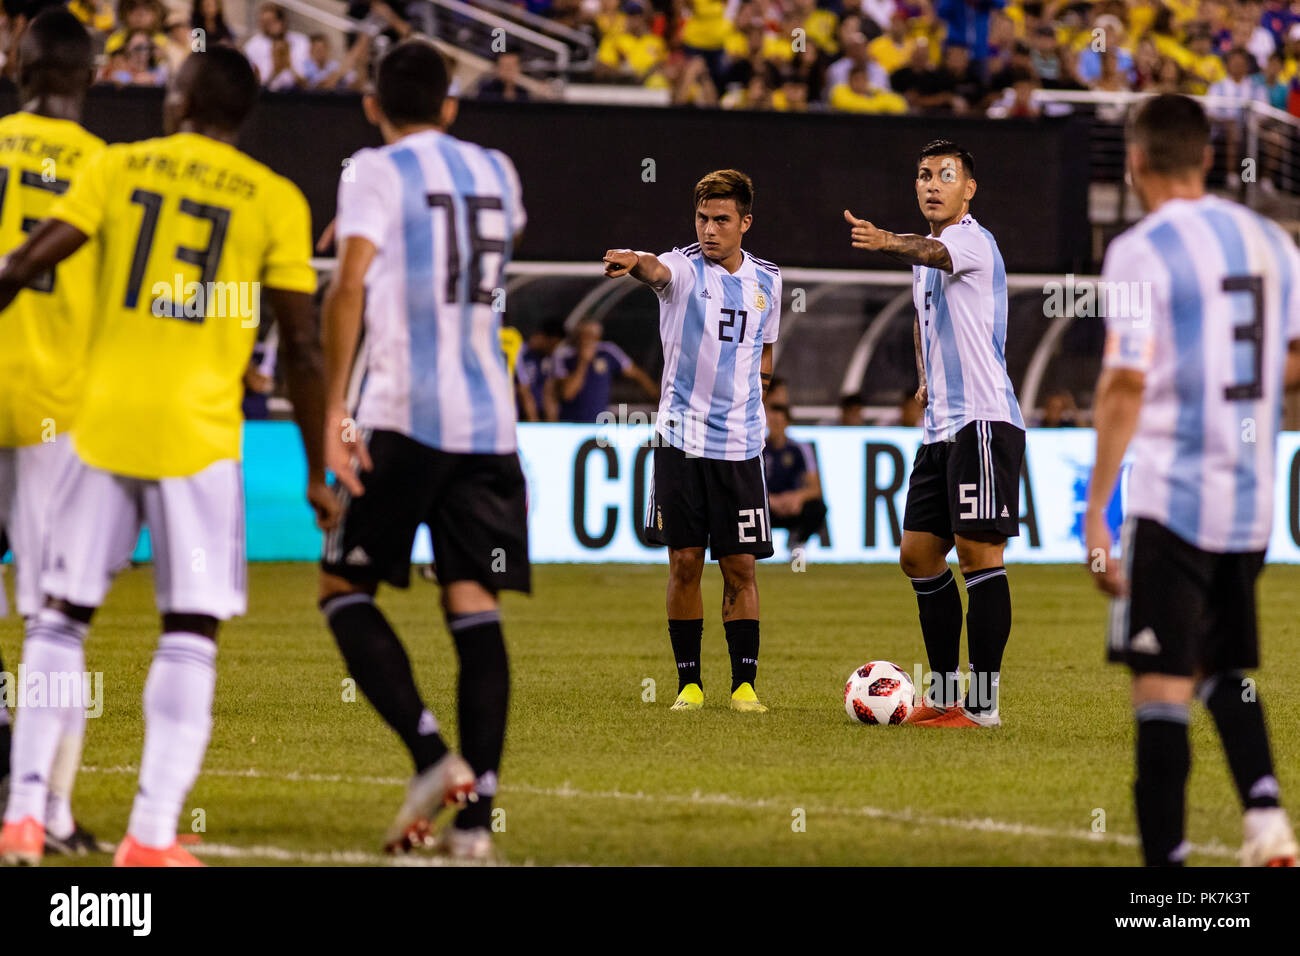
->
xmin=128 ymin=633 xmax=216 ymax=848
xmin=5 ymin=609 xmax=87 ymax=824
xmin=45 ymin=726 xmax=85 ymax=840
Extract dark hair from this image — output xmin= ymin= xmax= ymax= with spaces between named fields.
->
xmin=693 ymin=168 xmax=754 ymax=218
xmin=840 ymin=393 xmax=864 ymax=409
xmin=19 ymin=6 xmax=94 ymax=98
xmin=1126 ymin=93 xmax=1209 ymax=174
xmin=191 ymin=0 xmax=234 ymax=44
xmin=918 ymin=138 xmax=975 ymax=177
xmin=376 ymin=40 xmax=450 ymax=127
xmin=183 ymin=45 xmax=259 ymax=130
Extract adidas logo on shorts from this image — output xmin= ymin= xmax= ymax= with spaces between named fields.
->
xmin=345 ymin=546 xmax=371 ymax=566
xmin=1130 ymin=627 xmax=1161 ymax=655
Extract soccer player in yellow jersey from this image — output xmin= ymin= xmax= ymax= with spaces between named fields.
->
xmin=0 ymin=46 xmax=336 ymax=867
xmin=0 ymin=7 xmax=106 ymax=859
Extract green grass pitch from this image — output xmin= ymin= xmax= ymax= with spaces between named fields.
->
xmin=4 ymin=561 xmax=1297 ymax=866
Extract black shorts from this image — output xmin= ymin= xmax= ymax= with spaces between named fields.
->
xmin=321 ymin=429 xmax=531 ymax=594
xmin=1107 ymin=517 xmax=1264 ymax=676
xmin=644 ymin=443 xmax=774 ymax=559
xmin=903 ymin=420 xmax=1024 ymax=539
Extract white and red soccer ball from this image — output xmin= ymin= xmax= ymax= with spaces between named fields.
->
xmin=844 ymin=661 xmax=914 ymax=725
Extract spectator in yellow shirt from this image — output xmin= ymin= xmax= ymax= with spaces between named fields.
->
xmin=792 ymin=0 xmax=838 ymax=56
xmin=868 ymin=12 xmax=916 ymax=74
xmin=762 ymin=10 xmax=803 ymax=65
xmin=596 ymin=1 xmax=667 ymax=82
xmin=680 ymin=0 xmax=730 ymax=52
xmin=69 ymin=0 xmax=116 ymax=34
xmin=829 ymin=65 xmax=908 ymax=112
xmin=680 ymin=0 xmax=731 ymax=86
xmin=1185 ymin=25 xmax=1226 ymax=92
xmin=104 ymin=0 xmax=168 ymax=55
xmin=771 ymin=74 xmax=810 ymax=110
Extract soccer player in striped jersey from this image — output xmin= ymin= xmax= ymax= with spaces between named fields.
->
xmin=319 ymin=41 xmax=529 ymax=860
xmin=1086 ymin=94 xmax=1300 ymax=867
xmin=603 ymin=169 xmax=781 ymax=713
xmin=845 ymin=139 xmax=1025 ymax=728
xmin=0 ymin=47 xmax=333 ymax=867
xmin=0 ymin=7 xmax=106 ymax=859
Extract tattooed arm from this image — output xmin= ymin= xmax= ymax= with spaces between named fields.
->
xmin=843 ymin=209 xmax=953 ymax=271
xmin=913 ymin=313 xmax=928 ymax=408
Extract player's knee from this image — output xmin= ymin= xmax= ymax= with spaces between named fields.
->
xmin=954 ymin=535 xmax=1005 ymax=575
xmin=442 ymin=580 xmax=497 ymax=617
xmin=667 ymin=550 xmax=704 ymax=587
xmin=899 ymin=547 xmax=942 ymax=580
xmin=161 ymin=612 xmax=219 ymax=641
xmin=319 ymin=571 xmax=374 ymax=605
xmin=719 ymin=556 xmax=756 ymax=593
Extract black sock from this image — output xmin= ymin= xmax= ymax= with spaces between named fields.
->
xmin=963 ymin=567 xmax=1010 ymax=714
xmin=1135 ymin=702 xmax=1191 ymax=866
xmin=724 ymin=619 xmax=759 ymax=692
xmin=668 ymin=618 xmax=704 ymax=691
xmin=449 ymin=611 xmax=510 ymax=831
xmin=910 ymin=569 xmax=962 ymax=706
xmin=322 ymin=594 xmax=448 ymax=772
xmin=1201 ymin=672 xmax=1281 ymax=809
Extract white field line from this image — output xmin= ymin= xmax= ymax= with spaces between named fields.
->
xmin=190 ymin=843 xmax=524 ymax=866
xmin=79 ymin=765 xmax=1238 ymax=861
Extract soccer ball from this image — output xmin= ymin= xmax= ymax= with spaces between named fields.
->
xmin=844 ymin=661 xmax=914 ymax=725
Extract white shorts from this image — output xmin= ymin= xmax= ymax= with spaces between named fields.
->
xmin=0 ymin=435 xmax=79 ymax=618
xmin=41 ymin=454 xmax=247 ymax=620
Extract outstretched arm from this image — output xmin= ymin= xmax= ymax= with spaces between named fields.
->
xmin=0 ymin=219 xmax=88 ymax=312
xmin=844 ymin=209 xmax=952 ymax=271
xmin=603 ymin=248 xmax=672 ymax=291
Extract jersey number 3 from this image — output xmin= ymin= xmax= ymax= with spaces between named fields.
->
xmin=1223 ymin=275 xmax=1264 ymax=401
xmin=124 ymin=189 xmax=231 ymax=318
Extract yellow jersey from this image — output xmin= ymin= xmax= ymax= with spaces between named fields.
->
xmin=680 ymin=0 xmax=730 ymax=50
xmin=597 ymin=32 xmax=667 ymax=77
xmin=0 ymin=112 xmax=104 ymax=447
xmin=48 ymin=132 xmax=316 ymax=479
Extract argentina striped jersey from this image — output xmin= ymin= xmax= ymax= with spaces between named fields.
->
xmin=335 ymin=128 xmax=525 ymax=454
xmin=911 ymin=214 xmax=1025 ymax=444
xmin=654 ymin=246 xmax=782 ymax=460
xmin=1102 ymin=194 xmax=1300 ymax=553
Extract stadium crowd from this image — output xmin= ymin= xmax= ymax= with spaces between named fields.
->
xmin=0 ymin=0 xmax=396 ymax=90
xmin=502 ymin=0 xmax=1300 ymax=115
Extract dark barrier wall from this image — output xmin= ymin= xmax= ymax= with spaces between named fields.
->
xmin=0 ymin=84 xmax=1090 ymax=272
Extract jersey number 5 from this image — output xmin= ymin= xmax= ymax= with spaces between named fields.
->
xmin=1223 ymin=275 xmax=1264 ymax=401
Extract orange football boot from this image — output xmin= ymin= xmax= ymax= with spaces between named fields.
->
xmin=905 ymin=702 xmax=950 ymax=724
xmin=912 ymin=706 xmax=1001 ymax=728
xmin=113 ymin=835 xmax=205 ymax=867
xmin=0 ymin=816 xmax=44 ymax=866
